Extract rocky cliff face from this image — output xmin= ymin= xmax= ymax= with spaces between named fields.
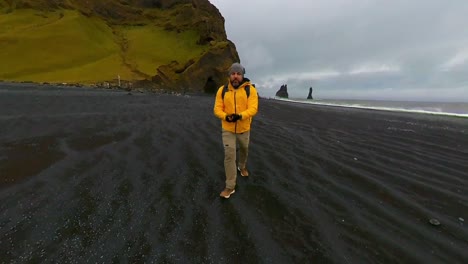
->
xmin=151 ymin=40 xmax=239 ymax=93
xmin=0 ymin=0 xmax=239 ymax=92
xmin=141 ymin=0 xmax=240 ymax=92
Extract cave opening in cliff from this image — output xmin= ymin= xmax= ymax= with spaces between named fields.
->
xmin=203 ymin=76 xmax=217 ymax=94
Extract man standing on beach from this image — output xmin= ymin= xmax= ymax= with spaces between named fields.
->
xmin=214 ymin=62 xmax=258 ymax=199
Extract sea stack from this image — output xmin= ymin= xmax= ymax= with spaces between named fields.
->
xmin=275 ymin=84 xmax=289 ymax=98
xmin=307 ymin=87 xmax=313 ymax=99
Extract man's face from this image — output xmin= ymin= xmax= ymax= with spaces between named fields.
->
xmin=229 ymin=72 xmax=243 ymax=88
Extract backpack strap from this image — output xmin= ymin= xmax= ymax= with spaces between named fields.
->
xmin=221 ymin=84 xmax=229 ymax=99
xmin=222 ymin=84 xmax=250 ymax=99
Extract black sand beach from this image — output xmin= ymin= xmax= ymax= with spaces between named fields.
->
xmin=1 ymin=84 xmax=467 ymax=263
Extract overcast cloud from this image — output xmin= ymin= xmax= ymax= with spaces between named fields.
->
xmin=209 ymin=0 xmax=468 ymax=101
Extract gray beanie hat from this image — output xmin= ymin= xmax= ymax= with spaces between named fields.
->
xmin=229 ymin=62 xmax=245 ymax=75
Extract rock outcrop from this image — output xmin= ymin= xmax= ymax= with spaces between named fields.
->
xmin=149 ymin=40 xmax=239 ymax=93
xmin=307 ymin=87 xmax=313 ymax=99
xmin=148 ymin=0 xmax=240 ymax=92
xmin=275 ymin=84 xmax=289 ymax=98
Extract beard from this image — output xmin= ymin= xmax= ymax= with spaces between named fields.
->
xmin=231 ymin=80 xmax=240 ymax=88
xmin=230 ymin=77 xmax=243 ymax=88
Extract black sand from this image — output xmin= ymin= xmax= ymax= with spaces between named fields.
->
xmin=1 ymin=84 xmax=467 ymax=263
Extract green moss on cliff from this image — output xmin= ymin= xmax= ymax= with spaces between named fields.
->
xmin=0 ymin=10 xmax=131 ymax=82
xmin=0 ymin=7 xmax=206 ymax=83
xmin=121 ymin=26 xmax=207 ymax=76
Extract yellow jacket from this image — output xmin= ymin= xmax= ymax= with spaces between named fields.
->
xmin=213 ymin=80 xmax=258 ymax=133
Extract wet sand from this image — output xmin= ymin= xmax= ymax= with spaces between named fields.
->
xmin=1 ymin=84 xmax=467 ymax=263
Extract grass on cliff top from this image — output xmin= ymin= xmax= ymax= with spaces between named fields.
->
xmin=0 ymin=8 xmax=207 ymax=83
xmin=0 ymin=9 xmax=132 ymax=83
xmin=122 ymin=26 xmax=207 ymax=76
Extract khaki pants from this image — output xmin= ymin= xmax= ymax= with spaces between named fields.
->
xmin=222 ymin=129 xmax=250 ymax=189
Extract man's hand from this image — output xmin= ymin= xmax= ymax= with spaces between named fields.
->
xmin=225 ymin=114 xmax=242 ymax=122
xmin=225 ymin=114 xmax=234 ymax=122
xmin=231 ymin=114 xmax=241 ymax=122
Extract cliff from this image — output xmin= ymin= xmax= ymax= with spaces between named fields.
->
xmin=0 ymin=0 xmax=239 ymax=92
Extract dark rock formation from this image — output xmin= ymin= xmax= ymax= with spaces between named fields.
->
xmin=149 ymin=40 xmax=239 ymax=93
xmin=275 ymin=84 xmax=288 ymax=98
xmin=307 ymin=87 xmax=313 ymax=99
xmin=147 ymin=0 xmax=239 ymax=92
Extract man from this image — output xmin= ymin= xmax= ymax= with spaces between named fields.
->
xmin=214 ymin=62 xmax=259 ymax=199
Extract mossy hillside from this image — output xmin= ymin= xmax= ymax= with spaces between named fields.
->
xmin=122 ymin=26 xmax=207 ymax=76
xmin=0 ymin=9 xmax=131 ymax=83
xmin=0 ymin=7 xmax=208 ymax=84
xmin=0 ymin=0 xmax=10 ymax=12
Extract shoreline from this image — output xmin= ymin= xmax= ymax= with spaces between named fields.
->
xmin=0 ymin=80 xmax=207 ymax=97
xmin=272 ymin=96 xmax=468 ymax=118
xmin=3 ymin=80 xmax=467 ymax=118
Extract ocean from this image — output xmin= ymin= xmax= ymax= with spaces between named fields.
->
xmin=273 ymin=97 xmax=468 ymax=118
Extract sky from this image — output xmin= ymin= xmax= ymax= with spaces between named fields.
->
xmin=209 ymin=0 xmax=468 ymax=102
